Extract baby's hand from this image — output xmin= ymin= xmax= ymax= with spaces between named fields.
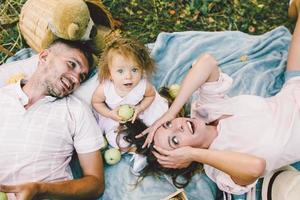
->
xmin=131 ymin=106 xmax=142 ymax=123
xmin=109 ymin=107 xmax=122 ymax=122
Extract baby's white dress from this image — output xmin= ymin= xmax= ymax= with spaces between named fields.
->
xmin=97 ymin=78 xmax=169 ymax=148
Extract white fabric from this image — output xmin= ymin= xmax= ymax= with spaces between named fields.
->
xmin=74 ymin=74 xmax=99 ymax=106
xmin=191 ymin=72 xmax=300 ymax=194
xmin=129 ymin=153 xmax=148 ymax=176
xmin=0 ymin=55 xmax=38 ymax=87
xmin=0 ymin=55 xmax=99 ymax=106
xmin=98 ymin=79 xmax=168 ymax=148
xmin=0 ymin=82 xmax=103 ymax=185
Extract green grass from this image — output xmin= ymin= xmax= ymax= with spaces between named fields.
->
xmin=0 ymin=0 xmax=295 ymax=64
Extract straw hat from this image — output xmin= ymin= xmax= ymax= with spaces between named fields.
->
xmin=261 ymin=165 xmax=300 ymax=200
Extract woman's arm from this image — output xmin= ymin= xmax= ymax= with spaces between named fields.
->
xmin=137 ymin=53 xmax=220 ymax=147
xmin=132 ymin=81 xmax=156 ymax=122
xmin=167 ymin=53 xmax=220 ymax=117
xmin=154 ymin=146 xmax=266 ymax=186
xmin=192 ymin=148 xmax=266 ymax=185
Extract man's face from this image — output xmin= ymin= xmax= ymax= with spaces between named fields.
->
xmin=153 ymin=118 xmax=207 ymax=150
xmin=41 ymin=44 xmax=89 ymax=98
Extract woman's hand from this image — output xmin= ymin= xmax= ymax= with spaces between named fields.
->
xmin=152 ymin=145 xmax=193 ymax=169
xmin=136 ymin=112 xmax=175 ymax=148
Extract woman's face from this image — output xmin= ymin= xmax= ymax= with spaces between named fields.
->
xmin=153 ymin=117 xmax=207 ymax=150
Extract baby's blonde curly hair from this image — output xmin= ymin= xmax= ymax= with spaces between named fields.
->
xmin=98 ymin=37 xmax=155 ymax=81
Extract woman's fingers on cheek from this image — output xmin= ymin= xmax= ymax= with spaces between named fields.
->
xmin=163 ymin=165 xmax=174 ymax=169
xmin=152 ymin=151 xmax=161 ymax=158
xmin=157 ymin=160 xmax=174 ymax=168
xmin=158 ymin=160 xmax=188 ymax=169
xmin=153 ymin=145 xmax=168 ymax=155
xmin=153 ymin=151 xmax=168 ymax=161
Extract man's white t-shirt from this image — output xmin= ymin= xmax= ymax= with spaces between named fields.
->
xmin=0 ymin=81 xmax=103 ymax=184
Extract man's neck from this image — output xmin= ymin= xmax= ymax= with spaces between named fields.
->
xmin=22 ymin=79 xmax=46 ymax=109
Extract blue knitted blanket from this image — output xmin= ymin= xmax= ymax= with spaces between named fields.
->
xmin=100 ymin=26 xmax=292 ymax=200
xmin=5 ymin=26 xmax=292 ymax=200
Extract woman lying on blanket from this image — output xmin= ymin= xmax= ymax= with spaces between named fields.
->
xmin=121 ymin=1 xmax=300 ymax=195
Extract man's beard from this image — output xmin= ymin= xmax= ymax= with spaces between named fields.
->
xmin=47 ymin=85 xmax=70 ymax=99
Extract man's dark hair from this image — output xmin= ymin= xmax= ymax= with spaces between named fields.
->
xmin=49 ymin=38 xmax=95 ymax=80
xmin=119 ymin=119 xmax=202 ymax=188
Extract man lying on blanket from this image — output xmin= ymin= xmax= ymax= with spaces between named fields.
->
xmin=0 ymin=39 xmax=104 ymax=200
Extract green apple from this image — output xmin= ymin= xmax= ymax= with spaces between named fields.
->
xmin=169 ymin=84 xmax=181 ymax=99
xmin=0 ymin=192 xmax=8 ymax=200
xmin=100 ymin=136 xmax=108 ymax=151
xmin=118 ymin=104 xmax=134 ymax=121
xmin=104 ymin=148 xmax=121 ymax=165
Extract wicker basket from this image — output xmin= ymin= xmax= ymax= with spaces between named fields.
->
xmin=18 ymin=0 xmax=117 ymax=52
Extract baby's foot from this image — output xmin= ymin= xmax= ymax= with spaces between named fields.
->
xmin=289 ymin=0 xmax=300 ymax=19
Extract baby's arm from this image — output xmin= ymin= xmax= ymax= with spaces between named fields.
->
xmin=92 ymin=84 xmax=121 ymax=121
xmin=132 ymin=81 xmax=156 ymax=122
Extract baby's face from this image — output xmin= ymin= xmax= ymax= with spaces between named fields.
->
xmin=109 ymin=53 xmax=142 ymax=94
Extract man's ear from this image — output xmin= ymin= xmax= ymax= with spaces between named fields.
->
xmin=39 ymin=49 xmax=49 ymax=64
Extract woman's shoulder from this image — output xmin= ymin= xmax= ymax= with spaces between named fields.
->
xmin=198 ymin=71 xmax=233 ymax=95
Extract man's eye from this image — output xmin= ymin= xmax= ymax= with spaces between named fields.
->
xmin=117 ymin=69 xmax=123 ymax=73
xmin=68 ymin=61 xmax=76 ymax=69
xmin=171 ymin=136 xmax=179 ymax=145
xmin=80 ymin=73 xmax=87 ymax=83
